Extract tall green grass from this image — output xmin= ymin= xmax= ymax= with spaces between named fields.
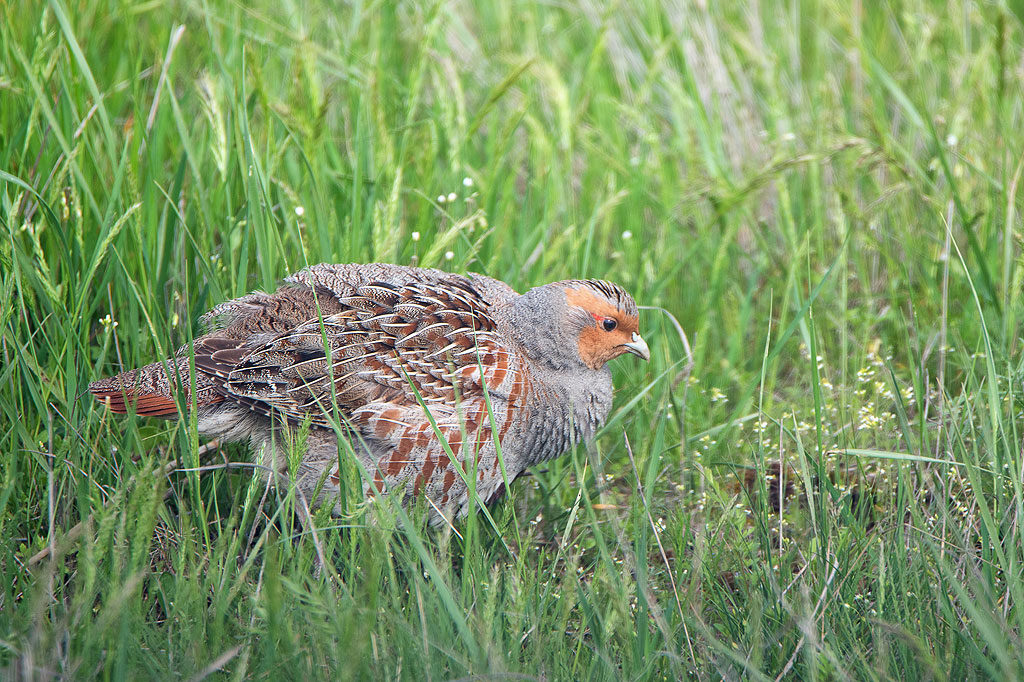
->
xmin=3 ymin=0 xmax=1024 ymax=678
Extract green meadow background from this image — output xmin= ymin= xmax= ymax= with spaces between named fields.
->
xmin=4 ymin=0 xmax=1024 ymax=678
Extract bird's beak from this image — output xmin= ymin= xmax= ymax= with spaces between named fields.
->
xmin=622 ymin=332 xmax=650 ymax=361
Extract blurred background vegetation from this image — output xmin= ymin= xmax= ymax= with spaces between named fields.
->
xmin=4 ymin=0 xmax=1024 ymax=678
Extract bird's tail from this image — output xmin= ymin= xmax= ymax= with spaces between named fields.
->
xmin=89 ymin=358 xmax=191 ymax=418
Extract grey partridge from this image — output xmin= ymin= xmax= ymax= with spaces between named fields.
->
xmin=90 ymin=263 xmax=649 ymax=524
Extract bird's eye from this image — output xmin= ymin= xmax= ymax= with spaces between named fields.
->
xmin=602 ymin=318 xmax=617 ymax=332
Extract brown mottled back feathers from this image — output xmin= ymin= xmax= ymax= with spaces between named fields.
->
xmin=205 ymin=275 xmax=513 ymax=427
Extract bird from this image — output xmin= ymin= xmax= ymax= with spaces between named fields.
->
xmin=89 ymin=263 xmax=649 ymax=525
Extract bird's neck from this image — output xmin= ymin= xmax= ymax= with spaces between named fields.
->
xmin=519 ymin=361 xmax=614 ymax=467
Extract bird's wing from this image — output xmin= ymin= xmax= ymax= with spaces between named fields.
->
xmin=195 ymin=277 xmax=525 ymax=430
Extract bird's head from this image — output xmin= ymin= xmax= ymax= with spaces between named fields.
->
xmin=562 ymin=280 xmax=650 ymax=369
xmin=510 ymin=279 xmax=649 ymax=370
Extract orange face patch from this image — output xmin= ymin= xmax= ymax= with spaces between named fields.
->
xmin=564 ymin=287 xmax=640 ymax=369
